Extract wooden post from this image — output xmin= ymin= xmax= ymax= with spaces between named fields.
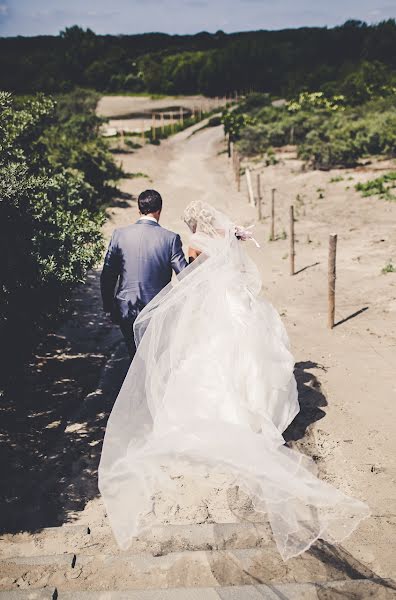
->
xmin=328 ymin=234 xmax=337 ymax=329
xmin=170 ymin=112 xmax=174 ymax=133
xmin=179 ymin=107 xmax=184 ymax=125
xmin=270 ymin=188 xmax=276 ymax=240
xmin=236 ymin=152 xmax=241 ymax=192
xmin=257 ymin=173 xmax=262 ymax=221
xmin=152 ymin=114 xmax=156 ymax=140
xmin=246 ymin=168 xmax=254 ymax=206
xmin=290 ymin=205 xmax=295 ymax=275
xmin=141 ymin=120 xmax=145 ymax=142
xmin=161 ymin=112 xmax=165 ymax=133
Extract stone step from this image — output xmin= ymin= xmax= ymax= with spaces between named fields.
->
xmin=0 ymin=579 xmax=395 ymax=600
xmin=0 ymin=522 xmax=274 ymax=559
xmin=0 ymin=591 xmax=55 ymax=600
xmin=0 ymin=545 xmax=384 ymax=593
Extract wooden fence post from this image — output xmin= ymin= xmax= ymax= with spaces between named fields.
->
xmin=179 ymin=107 xmax=184 ymax=125
xmin=257 ymin=173 xmax=262 ymax=221
xmin=328 ymin=234 xmax=337 ymax=329
xmin=270 ymin=188 xmax=276 ymax=240
xmin=290 ymin=205 xmax=295 ymax=275
xmin=246 ymin=168 xmax=255 ymax=206
xmin=161 ymin=113 xmax=165 ymax=133
xmin=170 ymin=112 xmax=175 ymax=133
xmin=235 ymin=151 xmax=241 ymax=192
xmin=152 ymin=114 xmax=156 ymax=140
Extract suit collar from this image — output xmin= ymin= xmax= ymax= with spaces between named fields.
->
xmin=136 ymin=219 xmax=160 ymax=227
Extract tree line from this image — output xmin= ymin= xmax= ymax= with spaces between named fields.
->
xmin=0 ymin=20 xmax=395 ymax=97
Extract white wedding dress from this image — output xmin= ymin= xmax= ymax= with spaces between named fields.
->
xmin=99 ymin=201 xmax=369 ymax=560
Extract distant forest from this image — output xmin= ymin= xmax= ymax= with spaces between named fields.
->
xmin=1 ymin=20 xmax=396 ymax=97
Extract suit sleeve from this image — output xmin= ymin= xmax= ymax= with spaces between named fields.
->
xmin=100 ymin=231 xmax=121 ymax=313
xmin=170 ymin=233 xmax=188 ymax=275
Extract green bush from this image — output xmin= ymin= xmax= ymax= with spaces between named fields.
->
xmin=299 ymin=109 xmax=396 ymax=168
xmin=355 ymin=172 xmax=396 ymax=200
xmin=40 ymin=90 xmax=124 ymax=210
xmin=237 ymin=89 xmax=396 ymax=168
xmin=0 ymin=92 xmax=112 ymax=381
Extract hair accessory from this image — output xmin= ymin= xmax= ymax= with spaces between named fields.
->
xmin=235 ymin=224 xmax=260 ymax=248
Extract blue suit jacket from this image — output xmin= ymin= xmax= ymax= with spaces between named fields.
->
xmin=100 ymin=219 xmax=188 ymax=323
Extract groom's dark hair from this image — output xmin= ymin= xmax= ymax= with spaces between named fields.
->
xmin=138 ymin=189 xmax=163 ymax=214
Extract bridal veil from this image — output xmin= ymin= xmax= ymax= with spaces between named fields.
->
xmin=99 ymin=201 xmax=369 ymax=560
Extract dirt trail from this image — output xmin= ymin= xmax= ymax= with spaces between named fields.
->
xmin=95 ymin=122 xmax=396 ymax=577
xmin=1 ymin=110 xmax=395 ymax=590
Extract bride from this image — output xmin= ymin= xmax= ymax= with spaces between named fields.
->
xmin=98 ymin=200 xmax=369 ymax=560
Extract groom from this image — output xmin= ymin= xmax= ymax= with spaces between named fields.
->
xmin=101 ymin=189 xmax=188 ymax=358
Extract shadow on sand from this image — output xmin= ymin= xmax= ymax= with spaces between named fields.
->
xmin=294 ymin=261 xmax=320 ymax=276
xmin=0 ymin=270 xmax=128 ymax=534
xmin=284 ymin=360 xmax=328 ymax=443
xmin=1 ymin=335 xmax=392 ymax=596
xmin=335 ymin=306 xmax=369 ymax=328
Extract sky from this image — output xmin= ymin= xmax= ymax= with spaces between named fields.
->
xmin=0 ymin=0 xmax=395 ymax=37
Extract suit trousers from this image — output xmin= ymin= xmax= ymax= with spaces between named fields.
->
xmin=119 ymin=317 xmax=137 ymax=360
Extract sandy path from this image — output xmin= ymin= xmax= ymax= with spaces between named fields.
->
xmin=1 ymin=117 xmax=394 ymax=589
xmin=97 ymin=95 xmax=228 ymax=119
xmin=100 ymin=126 xmax=396 ymax=578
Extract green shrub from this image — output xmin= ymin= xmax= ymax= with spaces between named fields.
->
xmin=237 ymin=86 xmax=396 ymax=167
xmin=0 ymin=92 xmax=111 ymax=382
xmin=382 ymin=260 xmax=395 ymax=274
xmin=40 ymin=90 xmax=124 ymax=210
xmin=286 ymin=91 xmax=346 ymax=113
xmin=355 ymin=172 xmax=396 ymax=200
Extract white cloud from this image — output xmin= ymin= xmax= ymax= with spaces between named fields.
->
xmin=0 ymin=2 xmax=9 ymax=17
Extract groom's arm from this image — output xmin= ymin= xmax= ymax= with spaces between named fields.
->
xmin=170 ymin=233 xmax=188 ymax=274
xmin=101 ymin=231 xmax=121 ymax=313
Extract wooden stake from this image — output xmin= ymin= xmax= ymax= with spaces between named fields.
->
xmin=179 ymin=107 xmax=183 ymax=125
xmin=152 ymin=114 xmax=156 ymax=140
xmin=170 ymin=112 xmax=174 ymax=133
xmin=236 ymin=152 xmax=241 ymax=192
xmin=257 ymin=174 xmax=262 ymax=221
xmin=290 ymin=205 xmax=295 ymax=275
xmin=328 ymin=234 xmax=337 ymax=329
xmin=270 ymin=188 xmax=276 ymax=240
xmin=161 ymin=113 xmax=165 ymax=133
xmin=246 ymin=168 xmax=255 ymax=206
